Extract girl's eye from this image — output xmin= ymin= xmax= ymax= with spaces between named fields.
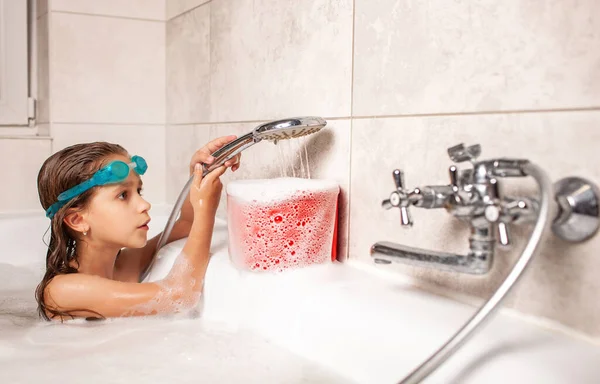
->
xmin=137 ymin=188 xmax=143 ymax=196
xmin=118 ymin=191 xmax=128 ymax=200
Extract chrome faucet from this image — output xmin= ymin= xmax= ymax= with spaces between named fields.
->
xmin=371 ymin=143 xmax=600 ymax=274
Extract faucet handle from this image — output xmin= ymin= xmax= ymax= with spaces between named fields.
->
xmin=449 ymin=165 xmax=459 ymax=191
xmin=399 ymin=205 xmax=413 ymax=226
xmin=393 ymin=169 xmax=406 ymax=190
xmin=484 ymin=178 xmax=512 ymax=247
xmin=448 ymin=143 xmax=481 ymax=163
xmin=381 ymin=169 xmax=413 ymax=227
xmin=497 ymin=222 xmax=510 ymax=246
xmin=484 ymin=204 xmax=512 ymax=247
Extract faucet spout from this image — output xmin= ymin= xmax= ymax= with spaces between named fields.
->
xmin=371 ymin=225 xmax=494 ymax=275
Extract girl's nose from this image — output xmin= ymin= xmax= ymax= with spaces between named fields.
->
xmin=139 ymin=196 xmax=151 ymax=212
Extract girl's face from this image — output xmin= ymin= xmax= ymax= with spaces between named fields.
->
xmin=83 ymin=154 xmax=152 ymax=248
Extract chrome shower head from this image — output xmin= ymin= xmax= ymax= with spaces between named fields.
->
xmin=206 ymin=116 xmax=327 ymax=173
xmin=252 ymin=116 xmax=327 ymax=143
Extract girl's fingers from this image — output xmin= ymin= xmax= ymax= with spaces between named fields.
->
xmin=193 ymin=163 xmax=203 ymax=189
xmin=203 ymin=165 xmax=227 ymax=183
xmin=191 ymin=136 xmax=239 ymax=173
xmin=191 ymin=150 xmax=214 ymax=167
xmin=204 ymin=135 xmax=237 ymax=154
xmin=224 ymin=153 xmax=242 ymax=168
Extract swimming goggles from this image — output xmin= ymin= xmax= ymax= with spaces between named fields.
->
xmin=45 ymin=155 xmax=148 ymax=219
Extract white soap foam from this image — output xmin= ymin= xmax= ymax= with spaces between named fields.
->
xmin=226 ymin=177 xmax=339 ymax=203
xmin=124 ymin=252 xmax=202 ymax=317
xmin=0 ymin=257 xmax=354 ymax=384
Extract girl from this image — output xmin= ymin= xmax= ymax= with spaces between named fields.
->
xmin=35 ymin=137 xmax=241 ymax=321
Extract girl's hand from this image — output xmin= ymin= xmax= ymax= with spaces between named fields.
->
xmin=190 ymin=164 xmax=227 ymax=216
xmin=189 ymin=135 xmax=242 ymax=175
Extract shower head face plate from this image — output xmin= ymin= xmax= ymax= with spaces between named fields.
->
xmin=253 ymin=117 xmax=326 ymax=142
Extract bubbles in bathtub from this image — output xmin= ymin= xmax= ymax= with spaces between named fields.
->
xmin=122 ymin=251 xmax=203 ymax=317
xmin=227 ymin=178 xmax=339 ymax=272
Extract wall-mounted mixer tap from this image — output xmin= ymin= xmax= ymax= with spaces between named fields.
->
xmin=371 ymin=143 xmax=600 ymax=274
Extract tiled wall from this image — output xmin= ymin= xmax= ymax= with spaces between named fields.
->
xmin=0 ymin=0 xmax=167 ymax=214
xmin=165 ymin=0 xmax=353 ymax=257
xmin=46 ymin=0 xmax=167 ymax=206
xmin=166 ymin=0 xmax=600 ymax=339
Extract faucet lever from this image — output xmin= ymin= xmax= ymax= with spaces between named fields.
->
xmin=400 ymin=206 xmax=413 ymax=226
xmin=484 ymin=179 xmax=513 ymax=247
xmin=497 ymin=222 xmax=511 ymax=246
xmin=447 ymin=143 xmax=481 ymax=163
xmin=393 ymin=169 xmax=405 ymax=190
xmin=381 ymin=169 xmax=414 ymax=226
xmin=394 ymin=169 xmax=414 ymax=226
xmin=449 ymin=165 xmax=459 ymax=191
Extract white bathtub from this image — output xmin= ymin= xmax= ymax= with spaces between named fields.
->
xmin=1 ymin=211 xmax=599 ymax=384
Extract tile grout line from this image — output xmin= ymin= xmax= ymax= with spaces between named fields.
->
xmin=349 ymin=106 xmax=600 ymax=119
xmin=164 ymin=106 xmax=600 ymax=126
xmin=52 ymin=10 xmax=163 ymax=23
xmin=208 ymin=0 xmax=213 ymax=125
xmin=164 ymin=4 xmax=169 ymax=204
xmin=166 ymin=1 xmax=212 ymax=22
xmin=0 ymin=135 xmax=53 ymax=140
xmin=347 ymin=0 xmax=356 ymax=261
xmin=350 ymin=0 xmax=356 ymax=118
xmin=52 ymin=122 xmax=166 ymax=126
xmin=47 ymin=2 xmax=54 ymax=151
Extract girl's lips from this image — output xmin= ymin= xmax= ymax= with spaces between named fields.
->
xmin=138 ymin=219 xmax=151 ymax=229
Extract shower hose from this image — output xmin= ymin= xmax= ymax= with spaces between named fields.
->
xmin=398 ymin=162 xmax=554 ymax=383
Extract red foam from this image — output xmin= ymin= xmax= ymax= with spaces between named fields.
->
xmin=227 ymin=189 xmax=339 ymax=272
xmin=331 ymin=195 xmax=339 ymax=262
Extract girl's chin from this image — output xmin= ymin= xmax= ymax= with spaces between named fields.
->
xmin=127 ymin=237 xmax=148 ymax=249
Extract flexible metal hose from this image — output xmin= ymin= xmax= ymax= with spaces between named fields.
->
xmin=398 ymin=162 xmax=555 ymax=384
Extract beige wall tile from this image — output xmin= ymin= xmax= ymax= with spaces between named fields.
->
xmin=0 ymin=138 xmax=52 ymax=212
xmin=51 ymin=0 xmax=165 ymax=20
xmin=167 ymin=0 xmax=210 ymax=20
xmin=167 ymin=5 xmax=210 ymax=124
xmin=350 ymin=111 xmax=600 ymax=336
xmin=37 ymin=14 xmax=49 ymax=124
xmin=50 ymin=13 xmax=165 ymax=124
xmin=37 ymin=123 xmax=50 ymax=136
xmin=354 ymin=0 xmax=600 ymax=116
xmin=165 ymin=124 xmax=211 ymax=202
xmin=210 ymin=0 xmax=353 ymax=122
xmin=51 ymin=124 xmax=166 ymax=206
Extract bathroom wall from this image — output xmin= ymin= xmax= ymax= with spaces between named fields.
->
xmin=166 ymin=0 xmax=600 ymax=339
xmin=165 ymin=0 xmax=353 ymax=258
xmin=0 ymin=0 xmax=167 ymax=214
xmin=0 ymin=0 xmax=51 ymax=213
xmin=45 ymin=0 xmax=167 ymax=206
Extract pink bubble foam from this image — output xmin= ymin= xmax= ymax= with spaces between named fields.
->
xmin=226 ymin=178 xmax=339 ymax=272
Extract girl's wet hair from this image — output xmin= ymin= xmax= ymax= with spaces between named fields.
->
xmin=36 ymin=142 xmax=128 ymax=321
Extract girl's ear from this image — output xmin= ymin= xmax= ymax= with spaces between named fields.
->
xmin=63 ymin=209 xmax=89 ymax=234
